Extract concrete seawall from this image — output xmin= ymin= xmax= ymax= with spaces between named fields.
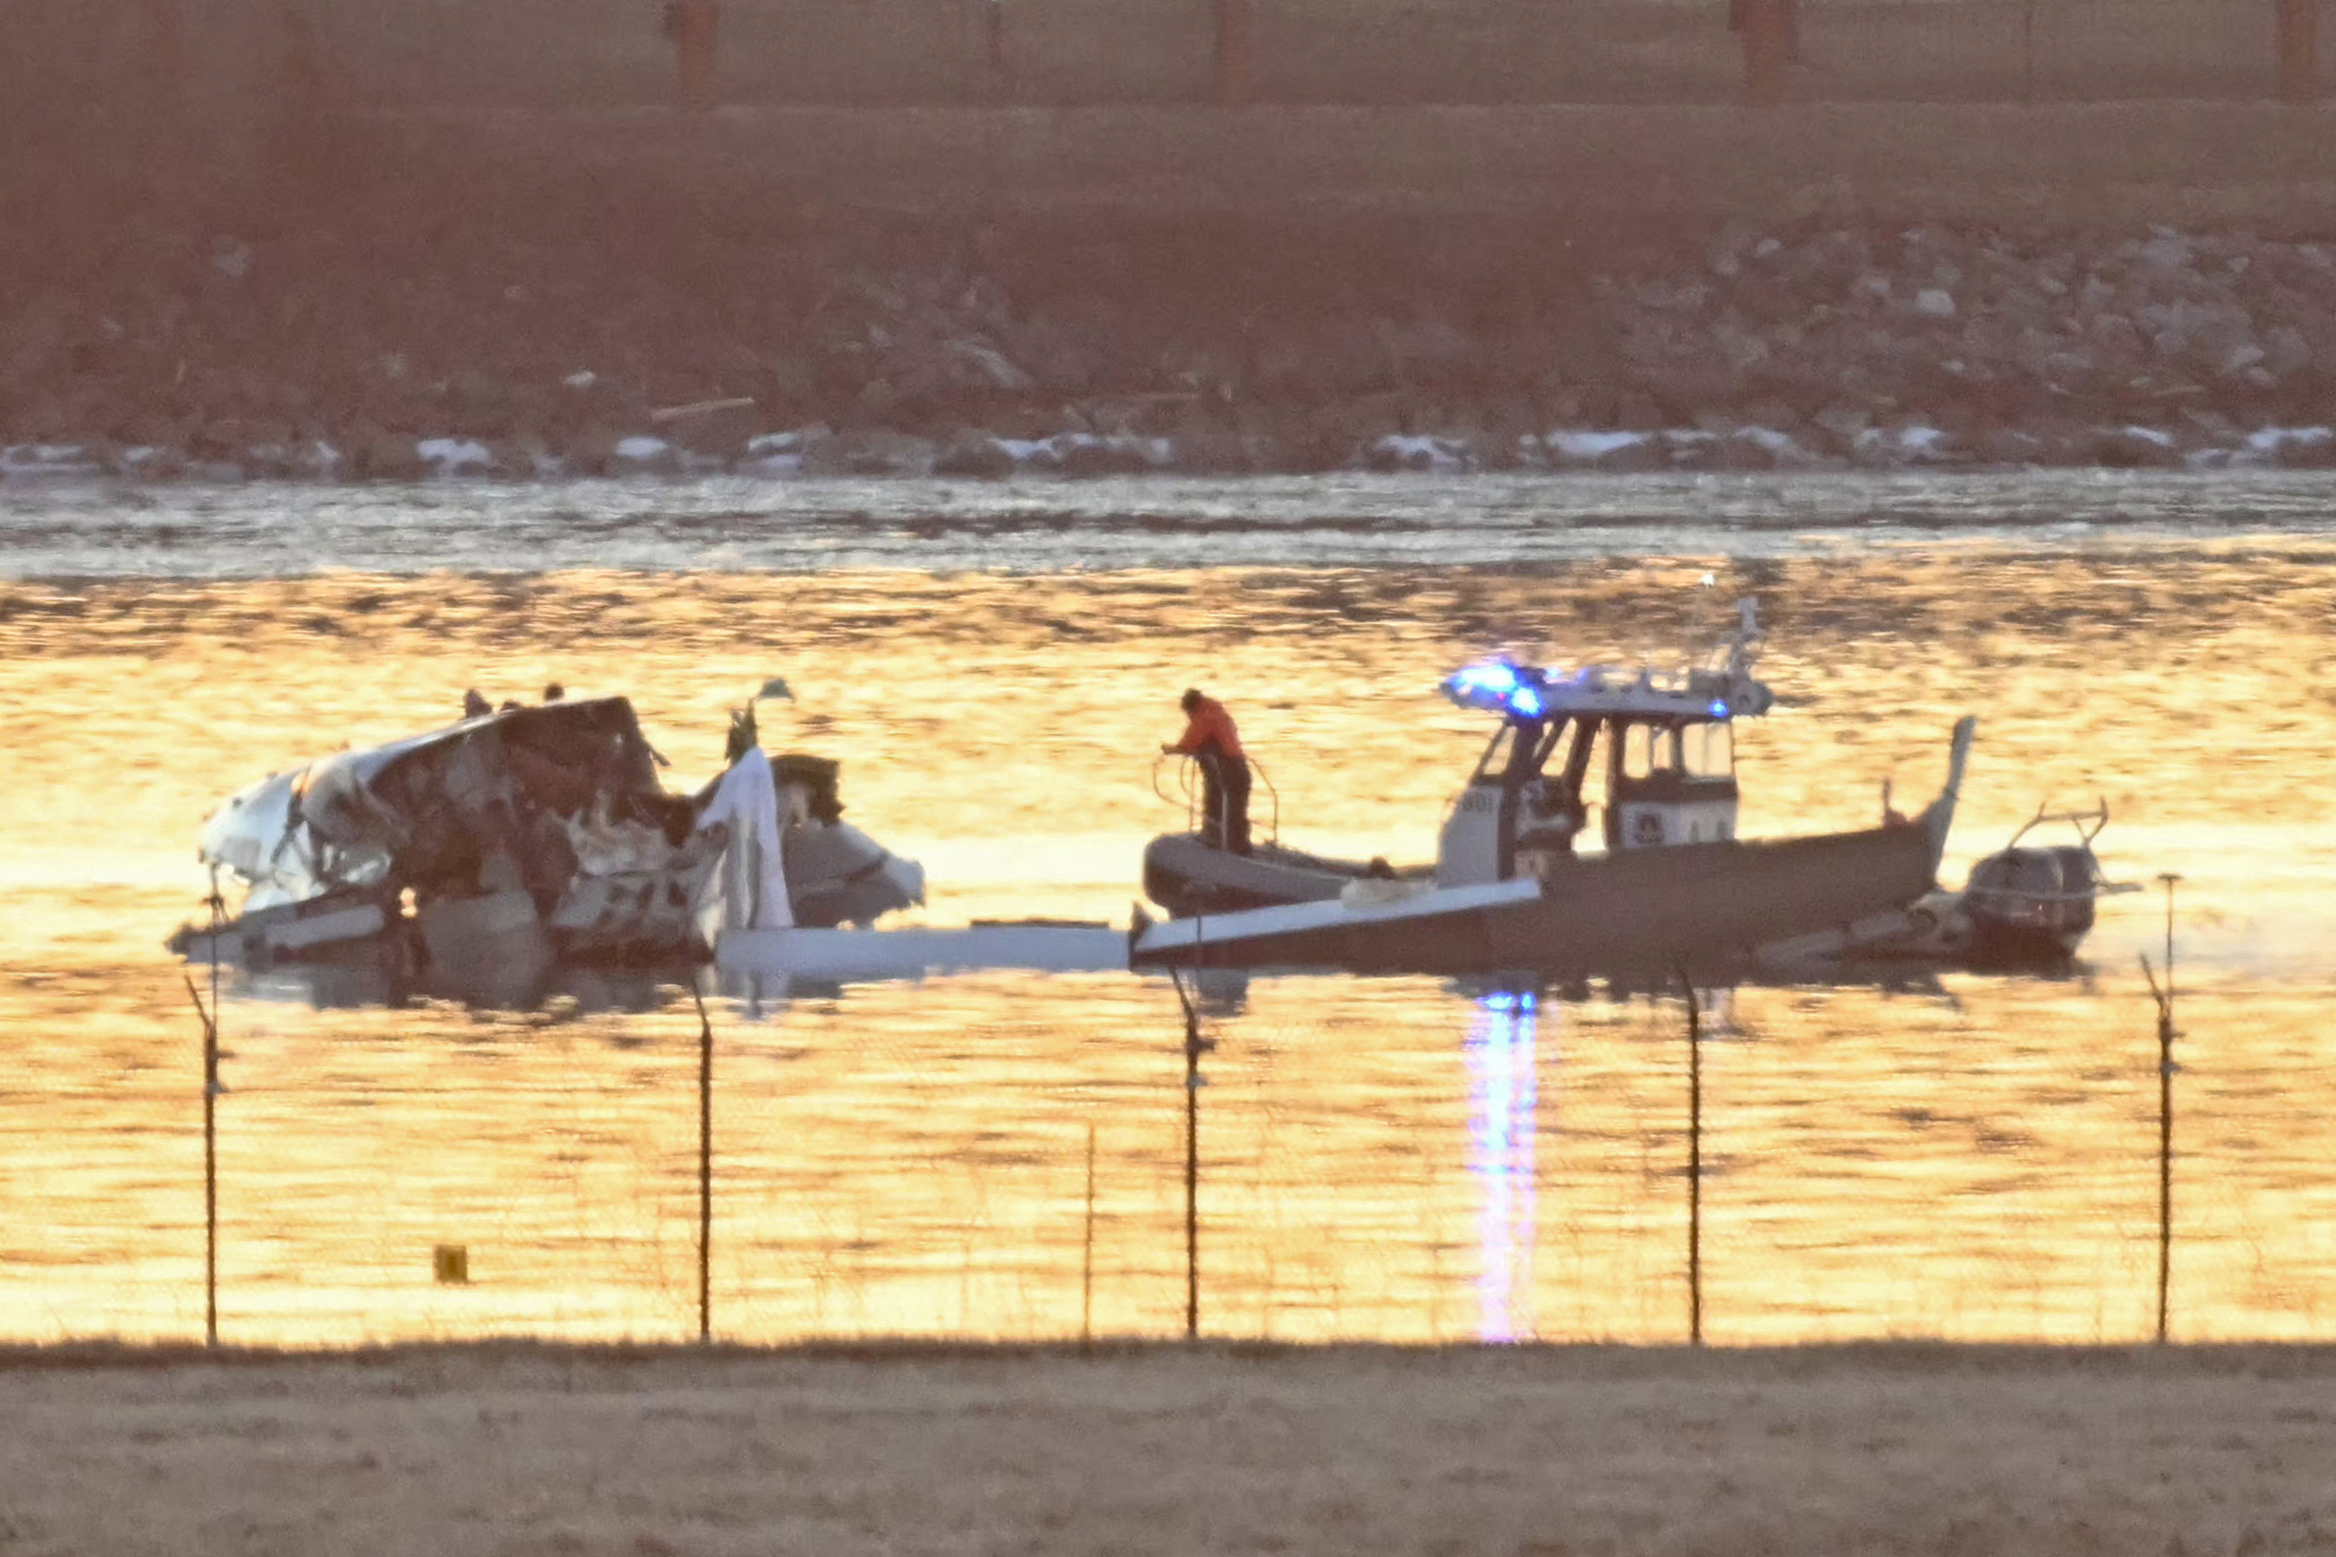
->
xmin=420 ymin=101 xmax=2336 ymax=231
xmin=8 ymin=0 xmax=2329 ymax=110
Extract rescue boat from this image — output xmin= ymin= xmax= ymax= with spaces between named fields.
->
xmin=1132 ymin=601 xmax=1975 ymax=978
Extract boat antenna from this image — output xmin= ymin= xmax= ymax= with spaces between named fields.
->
xmin=1725 ymin=597 xmax=1764 ymax=676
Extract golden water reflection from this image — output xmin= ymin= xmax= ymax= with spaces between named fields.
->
xmin=3 ymin=550 xmax=2334 ymax=1345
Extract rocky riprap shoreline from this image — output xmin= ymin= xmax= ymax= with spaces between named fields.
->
xmin=5 ymin=219 xmax=2334 ymax=483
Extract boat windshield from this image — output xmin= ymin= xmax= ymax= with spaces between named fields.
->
xmin=1471 ymin=721 xmax=1526 ymax=783
xmin=1618 ymin=720 xmax=1733 ymax=780
xmin=1684 ymin=721 xmax=1734 ymax=778
xmin=1618 ymin=723 xmax=1677 ymax=780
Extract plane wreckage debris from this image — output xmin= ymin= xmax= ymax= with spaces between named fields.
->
xmin=169 ymin=694 xmax=923 ymax=973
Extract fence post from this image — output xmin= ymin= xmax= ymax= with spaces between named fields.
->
xmin=1081 ymin=1122 xmax=1097 ymax=1347
xmin=2140 ymin=874 xmax=2181 ymax=1344
xmin=146 ymin=0 xmax=186 ymax=124
xmin=2277 ymin=0 xmax=2318 ymax=102
xmin=665 ymin=0 xmax=721 ymax=109
xmin=186 ymin=974 xmax=220 ymax=1349
xmin=1170 ymin=960 xmax=1213 ymax=1340
xmin=1735 ymin=0 xmax=1790 ymax=105
xmin=693 ymin=981 xmax=715 ymax=1345
xmin=984 ymin=0 xmax=1009 ymax=100
xmin=2021 ymin=0 xmax=2038 ymax=102
xmin=188 ymin=870 xmax=225 ymax=1349
xmin=1679 ymin=972 xmax=1704 ymax=1347
xmin=1214 ymin=0 xmax=1252 ymax=104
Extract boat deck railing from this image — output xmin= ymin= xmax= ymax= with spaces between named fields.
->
xmin=1153 ymin=752 xmax=1281 ymax=848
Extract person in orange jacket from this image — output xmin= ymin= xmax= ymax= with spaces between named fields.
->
xmin=1163 ymin=688 xmax=1251 ymax=855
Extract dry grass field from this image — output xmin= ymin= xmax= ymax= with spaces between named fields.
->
xmin=3 ymin=1343 xmax=2334 ymax=1556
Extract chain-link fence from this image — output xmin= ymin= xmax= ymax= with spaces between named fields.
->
xmin=6 ymin=955 xmax=2333 ymax=1349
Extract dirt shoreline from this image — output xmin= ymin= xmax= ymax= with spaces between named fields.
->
xmin=5 ymin=1341 xmax=2336 ymax=1555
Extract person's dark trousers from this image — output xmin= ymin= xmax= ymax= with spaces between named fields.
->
xmin=1198 ymin=750 xmax=1253 ymax=855
xmin=1223 ymin=758 xmax=1253 ymax=854
xmin=1196 ymin=752 xmax=1226 ymax=847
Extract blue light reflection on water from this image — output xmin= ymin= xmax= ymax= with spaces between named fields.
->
xmin=1467 ymin=989 xmax=1540 ymax=1343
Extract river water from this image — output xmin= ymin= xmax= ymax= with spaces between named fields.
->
xmin=3 ymin=469 xmax=2333 ymax=1347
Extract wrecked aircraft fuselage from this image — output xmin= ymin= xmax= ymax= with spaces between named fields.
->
xmin=172 ymin=696 xmax=924 ymax=972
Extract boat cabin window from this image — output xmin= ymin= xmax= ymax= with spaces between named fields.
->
xmin=1683 ymin=722 xmax=1734 ymax=779
xmin=1472 ymin=720 xmax=1547 ymax=783
xmin=1619 ymin=723 xmax=1681 ymax=781
xmin=1471 ymin=723 xmax=1516 ymax=783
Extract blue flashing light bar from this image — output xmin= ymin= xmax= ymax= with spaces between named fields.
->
xmin=1450 ymin=662 xmax=1522 ymax=698
xmin=1445 ymin=660 xmax=1556 ymax=721
xmin=1445 ymin=657 xmax=1768 ymax=722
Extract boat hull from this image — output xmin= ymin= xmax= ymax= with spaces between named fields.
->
xmin=1142 ymin=833 xmax=1417 ymax=916
xmin=1133 ymin=822 xmax=1941 ymax=977
xmin=1965 ymin=916 xmax=2091 ymax=966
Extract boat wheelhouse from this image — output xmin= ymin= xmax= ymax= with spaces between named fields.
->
xmin=1431 ymin=597 xmax=1772 ymax=888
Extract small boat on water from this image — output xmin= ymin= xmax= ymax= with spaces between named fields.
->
xmin=168 ymin=694 xmax=924 ymax=972
xmin=1133 ymin=601 xmax=1976 ymax=977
